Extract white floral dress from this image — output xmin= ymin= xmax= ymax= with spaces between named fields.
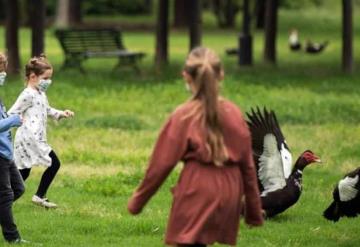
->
xmin=8 ymin=87 xmax=63 ymax=169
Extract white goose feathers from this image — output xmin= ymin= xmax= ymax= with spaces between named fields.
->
xmin=246 ymin=107 xmax=293 ymax=196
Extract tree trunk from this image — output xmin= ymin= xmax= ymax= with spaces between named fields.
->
xmin=264 ymin=0 xmax=278 ymax=63
xmin=224 ymin=0 xmax=237 ymax=27
xmin=55 ymin=0 xmax=70 ymax=28
xmin=239 ymin=0 xmax=252 ymax=65
xmin=29 ymin=0 xmax=45 ymax=57
xmin=5 ymin=0 xmax=21 ymax=75
xmin=69 ymin=0 xmax=82 ymax=25
xmin=212 ymin=0 xmax=223 ymax=27
xmin=342 ymin=0 xmax=353 ymax=73
xmin=144 ymin=0 xmax=153 ymax=14
xmin=255 ymin=0 xmax=265 ymax=29
xmin=155 ymin=0 xmax=169 ymax=68
xmin=188 ymin=0 xmax=202 ymax=51
xmin=173 ymin=0 xmax=187 ymax=28
xmin=212 ymin=0 xmax=238 ymax=28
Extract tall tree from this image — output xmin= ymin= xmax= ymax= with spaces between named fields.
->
xmin=188 ymin=0 xmax=202 ymax=51
xmin=239 ymin=0 xmax=252 ymax=65
xmin=69 ymin=0 xmax=82 ymax=25
xmin=264 ymin=0 xmax=278 ymax=63
xmin=342 ymin=0 xmax=353 ymax=73
xmin=29 ymin=0 xmax=45 ymax=57
xmin=155 ymin=0 xmax=169 ymax=68
xmin=173 ymin=0 xmax=187 ymax=27
xmin=255 ymin=0 xmax=265 ymax=29
xmin=144 ymin=0 xmax=153 ymax=14
xmin=212 ymin=0 xmax=240 ymax=28
xmin=55 ymin=0 xmax=70 ymax=28
xmin=5 ymin=0 xmax=21 ymax=74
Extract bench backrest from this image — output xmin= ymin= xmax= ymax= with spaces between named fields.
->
xmin=55 ymin=29 xmax=126 ymax=54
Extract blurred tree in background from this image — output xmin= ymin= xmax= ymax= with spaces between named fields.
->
xmin=0 ymin=0 xmax=357 ymax=74
xmin=1 ymin=0 xmax=359 ymax=23
xmin=82 ymin=0 xmax=151 ymax=15
xmin=279 ymin=0 xmax=324 ymax=9
xmin=173 ymin=0 xmax=187 ymax=28
xmin=211 ymin=0 xmax=241 ymax=28
xmin=5 ymin=0 xmax=21 ymax=74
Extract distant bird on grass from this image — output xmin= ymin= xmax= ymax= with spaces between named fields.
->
xmin=289 ymin=28 xmax=329 ymax=54
xmin=305 ymin=40 xmax=329 ymax=54
xmin=246 ymin=107 xmax=322 ymax=218
xmin=225 ymin=47 xmax=238 ymax=56
xmin=289 ymin=29 xmax=301 ymax=51
xmin=323 ymin=167 xmax=360 ymax=222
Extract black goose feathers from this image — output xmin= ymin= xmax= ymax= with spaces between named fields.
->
xmin=246 ymin=107 xmax=321 ymax=218
xmin=323 ymin=167 xmax=360 ymax=222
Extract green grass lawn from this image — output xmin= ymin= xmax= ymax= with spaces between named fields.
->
xmin=0 ymin=7 xmax=360 ymax=247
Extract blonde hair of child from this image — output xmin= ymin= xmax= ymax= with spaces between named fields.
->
xmin=183 ymin=47 xmax=228 ymax=166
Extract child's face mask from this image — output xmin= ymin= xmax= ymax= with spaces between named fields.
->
xmin=0 ymin=72 xmax=7 ymax=86
xmin=38 ymin=79 xmax=52 ymax=92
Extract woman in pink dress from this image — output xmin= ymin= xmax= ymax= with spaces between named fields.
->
xmin=128 ymin=47 xmax=263 ymax=246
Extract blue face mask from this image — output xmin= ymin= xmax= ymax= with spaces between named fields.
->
xmin=38 ymin=79 xmax=52 ymax=92
xmin=0 ymin=72 xmax=7 ymax=86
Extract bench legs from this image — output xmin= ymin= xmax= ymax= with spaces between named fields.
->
xmin=60 ymin=55 xmax=86 ymax=74
xmin=114 ymin=56 xmax=142 ymax=73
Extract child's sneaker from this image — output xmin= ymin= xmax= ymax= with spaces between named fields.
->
xmin=7 ymin=238 xmax=31 ymax=244
xmin=31 ymin=195 xmax=57 ymax=209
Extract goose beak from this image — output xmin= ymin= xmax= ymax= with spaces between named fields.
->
xmin=313 ymin=155 xmax=322 ymax=164
xmin=311 ymin=153 xmax=322 ymax=164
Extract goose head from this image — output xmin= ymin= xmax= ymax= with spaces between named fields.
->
xmin=294 ymin=150 xmax=322 ymax=171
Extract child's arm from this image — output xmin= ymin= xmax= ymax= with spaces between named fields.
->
xmin=0 ymin=114 xmax=22 ymax=132
xmin=8 ymin=91 xmax=33 ymax=115
xmin=128 ymin=114 xmax=188 ymax=215
xmin=47 ymin=106 xmax=64 ymax=120
xmin=46 ymin=96 xmax=74 ymax=120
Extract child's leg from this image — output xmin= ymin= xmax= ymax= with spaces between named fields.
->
xmin=0 ymin=159 xmax=21 ymax=242
xmin=19 ymin=168 xmax=31 ymax=181
xmin=35 ymin=150 xmax=60 ymax=198
xmin=9 ymin=161 xmax=25 ymax=202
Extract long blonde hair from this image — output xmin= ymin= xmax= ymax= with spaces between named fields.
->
xmin=184 ymin=47 xmax=228 ymax=166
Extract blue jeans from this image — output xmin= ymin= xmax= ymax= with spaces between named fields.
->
xmin=0 ymin=156 xmax=25 ymax=242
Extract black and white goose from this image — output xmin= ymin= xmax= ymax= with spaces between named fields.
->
xmin=323 ymin=167 xmax=360 ymax=222
xmin=289 ymin=29 xmax=301 ymax=51
xmin=246 ymin=107 xmax=322 ymax=218
xmin=305 ymin=40 xmax=329 ymax=54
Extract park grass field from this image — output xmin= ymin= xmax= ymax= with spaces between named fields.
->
xmin=1 ymin=6 xmax=360 ymax=247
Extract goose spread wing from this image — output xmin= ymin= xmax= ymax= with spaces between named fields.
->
xmin=258 ymin=134 xmax=286 ymax=196
xmin=246 ymin=107 xmax=293 ymax=193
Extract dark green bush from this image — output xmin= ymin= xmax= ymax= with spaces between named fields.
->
xmin=279 ymin=0 xmax=324 ymax=9
xmin=83 ymin=0 xmax=150 ymax=15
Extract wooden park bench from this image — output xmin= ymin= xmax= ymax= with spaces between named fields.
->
xmin=55 ymin=28 xmax=145 ymax=73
